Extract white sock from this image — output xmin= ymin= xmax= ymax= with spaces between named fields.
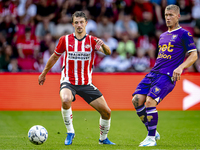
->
xmin=61 ymin=107 xmax=75 ymax=133
xmin=148 ymin=136 xmax=156 ymax=141
xmin=99 ymin=117 xmax=110 ymax=141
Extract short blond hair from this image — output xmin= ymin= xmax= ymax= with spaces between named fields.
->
xmin=165 ymin=5 xmax=180 ymax=14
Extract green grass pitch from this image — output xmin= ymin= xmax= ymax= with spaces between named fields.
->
xmin=0 ymin=111 xmax=200 ymax=150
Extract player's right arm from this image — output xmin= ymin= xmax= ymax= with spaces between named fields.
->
xmin=38 ymin=53 xmax=60 ymax=85
xmin=38 ymin=36 xmax=66 ymax=85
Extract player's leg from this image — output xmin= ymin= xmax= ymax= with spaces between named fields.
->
xmin=146 ymin=96 xmax=160 ymax=141
xmin=132 ymin=94 xmax=148 ymax=130
xmin=77 ymin=84 xmax=114 ymax=144
xmin=132 ymin=94 xmax=160 ymax=146
xmin=90 ymin=96 xmax=115 ymax=145
xmin=139 ymin=74 xmax=175 ymax=147
xmin=139 ymin=96 xmax=158 ymax=147
xmin=146 ymin=95 xmax=158 ymax=140
xmin=60 ymin=86 xmax=75 ymax=145
xmin=132 ymin=73 xmax=153 ymax=131
xmin=60 ymin=88 xmax=75 ymax=133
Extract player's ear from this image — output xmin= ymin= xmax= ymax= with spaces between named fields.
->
xmin=72 ymin=22 xmax=75 ymax=27
xmin=178 ymin=14 xmax=181 ymax=19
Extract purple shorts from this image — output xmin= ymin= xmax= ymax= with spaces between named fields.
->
xmin=132 ymin=72 xmax=176 ymax=104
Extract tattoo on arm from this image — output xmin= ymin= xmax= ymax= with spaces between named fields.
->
xmin=103 ymin=48 xmax=108 ymax=55
xmin=99 ymin=47 xmax=108 ymax=55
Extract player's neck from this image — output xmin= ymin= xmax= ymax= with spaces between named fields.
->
xmin=168 ymin=23 xmax=180 ymax=32
xmin=75 ymin=31 xmax=86 ymax=40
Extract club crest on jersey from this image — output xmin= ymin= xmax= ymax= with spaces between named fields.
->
xmin=153 ymin=86 xmax=161 ymax=94
xmin=171 ymin=34 xmax=178 ymax=40
xmin=85 ymin=44 xmax=91 ymax=49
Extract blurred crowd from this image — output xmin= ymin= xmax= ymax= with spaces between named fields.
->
xmin=0 ymin=0 xmax=200 ymax=73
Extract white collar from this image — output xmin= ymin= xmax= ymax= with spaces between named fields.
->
xmin=168 ymin=27 xmax=182 ymax=33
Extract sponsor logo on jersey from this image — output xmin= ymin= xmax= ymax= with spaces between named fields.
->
xmin=188 ymin=43 xmax=195 ymax=47
xmin=85 ymin=44 xmax=91 ymax=49
xmin=158 ymin=42 xmax=174 ymax=59
xmin=160 ymin=37 xmax=164 ymax=40
xmin=157 ymin=52 xmax=171 ymax=59
xmin=68 ymin=52 xmax=91 ymax=60
xmin=69 ymin=44 xmax=73 ymax=47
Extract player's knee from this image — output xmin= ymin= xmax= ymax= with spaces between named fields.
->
xmin=132 ymin=95 xmax=139 ymax=108
xmin=132 ymin=97 xmax=135 ymax=105
xmin=101 ymin=108 xmax=111 ymax=119
xmin=145 ymin=100 xmax=153 ymax=107
xmin=132 ymin=94 xmax=146 ymax=108
xmin=145 ymin=99 xmax=157 ymax=107
xmin=61 ymin=94 xmax=73 ymax=106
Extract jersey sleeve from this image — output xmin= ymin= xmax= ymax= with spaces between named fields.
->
xmin=54 ymin=36 xmax=66 ymax=56
xmin=182 ymin=31 xmax=197 ymax=53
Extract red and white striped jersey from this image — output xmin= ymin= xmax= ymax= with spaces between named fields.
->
xmin=54 ymin=33 xmax=97 ymax=85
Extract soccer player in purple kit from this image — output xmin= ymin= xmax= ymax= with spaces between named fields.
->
xmin=132 ymin=5 xmax=198 ymax=147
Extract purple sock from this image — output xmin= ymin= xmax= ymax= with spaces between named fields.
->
xmin=146 ymin=107 xmax=158 ymax=136
xmin=136 ymin=104 xmax=148 ymax=130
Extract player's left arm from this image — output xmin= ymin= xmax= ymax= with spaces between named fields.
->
xmin=172 ymin=31 xmax=198 ymax=81
xmin=95 ymin=38 xmax=111 ymax=55
xmin=172 ymin=51 xmax=198 ymax=81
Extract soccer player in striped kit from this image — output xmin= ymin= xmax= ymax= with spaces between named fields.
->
xmin=132 ymin=5 xmax=198 ymax=147
xmin=38 ymin=11 xmax=115 ymax=145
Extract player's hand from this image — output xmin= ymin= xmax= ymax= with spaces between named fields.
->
xmin=94 ymin=38 xmax=104 ymax=51
xmin=172 ymin=67 xmax=183 ymax=81
xmin=38 ymin=74 xmax=46 ymax=85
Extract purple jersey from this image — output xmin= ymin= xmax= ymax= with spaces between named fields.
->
xmin=151 ymin=27 xmax=197 ymax=77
